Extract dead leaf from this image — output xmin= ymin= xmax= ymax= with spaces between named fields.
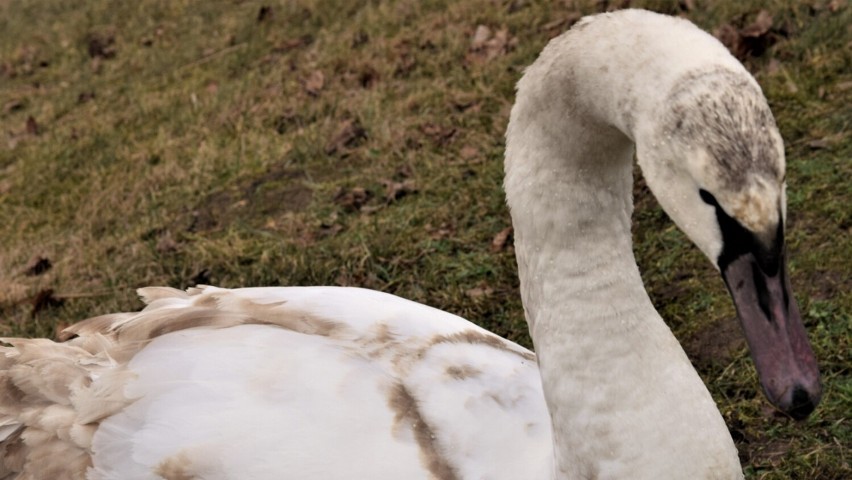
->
xmin=807 ymin=139 xmax=829 ymax=150
xmin=471 ymin=25 xmax=492 ymax=50
xmin=785 ymin=76 xmax=799 ymax=94
xmin=257 ymin=5 xmax=273 ymax=22
xmin=469 ymin=25 xmax=515 ymax=62
xmin=740 ymin=10 xmax=773 ymax=38
xmin=25 ymin=116 xmax=39 ymax=135
xmin=451 ymin=97 xmax=480 ymax=113
xmin=382 ymin=179 xmax=417 ymax=202
xmin=834 ymin=80 xmax=852 ymax=92
xmin=766 ymin=58 xmax=781 ymax=75
xmin=421 ymin=123 xmax=456 ymax=146
xmin=317 ymin=222 xmax=344 ymax=239
xmin=465 ymin=285 xmax=494 ymax=299
xmin=87 ymin=31 xmax=116 ymax=59
xmin=325 ymin=119 xmax=367 ymax=155
xmin=274 ymin=35 xmax=313 ymax=52
xmin=334 ymin=187 xmax=373 ymax=212
xmin=358 ymin=66 xmax=379 ymax=88
xmin=24 ymin=256 xmax=52 ymax=276
xmin=714 ymin=24 xmax=744 ymax=58
xmin=156 ymin=231 xmax=178 ymax=253
xmin=191 ymin=269 xmax=211 ymax=286
xmin=31 ymin=288 xmax=64 ymax=316
xmin=394 ymin=48 xmax=416 ymax=77
xmin=3 ymin=99 xmax=24 ymax=113
xmin=303 ymin=70 xmax=325 ymax=96
xmin=460 ymin=146 xmax=479 ymax=160
xmin=351 ymin=30 xmax=369 ymax=48
xmin=491 ymin=226 xmax=514 ymax=253
xmin=78 ymin=91 xmax=96 ymax=103
xmin=427 ymin=222 xmax=454 ymax=239
xmin=715 ymin=11 xmax=775 ymax=59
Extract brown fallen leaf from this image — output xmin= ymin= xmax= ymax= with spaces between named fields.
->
xmin=3 ymin=99 xmax=24 ymax=113
xmin=274 ymin=35 xmax=313 ymax=52
xmin=426 ymin=222 xmax=454 ymax=240
xmin=460 ymin=146 xmax=479 ymax=160
xmin=491 ymin=226 xmax=514 ymax=253
xmin=713 ymin=24 xmax=744 ymax=58
xmin=465 ymin=285 xmax=494 ymax=299
xmin=740 ymin=10 xmax=773 ymax=38
xmin=334 ymin=187 xmax=373 ymax=212
xmin=394 ymin=48 xmax=417 ymax=77
xmin=382 ymin=179 xmax=417 ymax=202
xmin=421 ymin=123 xmax=456 ymax=146
xmin=471 ymin=25 xmax=492 ymax=50
xmin=257 ymin=5 xmax=273 ymax=22
xmin=31 ymin=288 xmax=64 ymax=316
xmin=87 ymin=31 xmax=116 ymax=59
xmin=358 ymin=66 xmax=379 ymax=88
xmin=715 ymin=11 xmax=775 ymax=59
xmin=191 ymin=269 xmax=211 ymax=286
xmin=325 ymin=119 xmax=367 ymax=155
xmin=807 ymin=139 xmax=830 ymax=150
xmin=766 ymin=58 xmax=781 ymax=75
xmin=78 ymin=91 xmax=96 ymax=103
xmin=24 ymin=256 xmax=52 ymax=276
xmin=25 ymin=116 xmax=39 ymax=135
xmin=469 ymin=25 xmax=516 ymax=62
xmin=303 ymin=70 xmax=325 ymax=96
xmin=451 ymin=97 xmax=479 ymax=113
xmin=316 ymin=222 xmax=344 ymax=239
xmin=835 ymin=80 xmax=852 ymax=93
xmin=156 ymin=231 xmax=178 ymax=253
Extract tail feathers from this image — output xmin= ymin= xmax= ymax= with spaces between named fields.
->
xmin=0 ymin=331 xmax=134 ymax=479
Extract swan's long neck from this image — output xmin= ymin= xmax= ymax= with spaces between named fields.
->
xmin=504 ymin=12 xmax=743 ymax=480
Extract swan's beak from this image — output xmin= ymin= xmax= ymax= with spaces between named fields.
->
xmin=721 ymin=252 xmax=822 ymax=420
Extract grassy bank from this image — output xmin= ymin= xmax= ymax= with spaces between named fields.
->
xmin=1 ymin=0 xmax=849 ymax=477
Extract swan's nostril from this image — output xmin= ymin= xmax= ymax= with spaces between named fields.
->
xmin=786 ymin=386 xmax=816 ymax=420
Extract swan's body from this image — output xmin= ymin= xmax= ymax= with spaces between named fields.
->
xmin=0 ymin=9 xmax=820 ymax=480
xmin=0 ymin=286 xmax=550 ymax=479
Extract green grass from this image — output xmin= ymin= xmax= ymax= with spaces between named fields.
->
xmin=1 ymin=0 xmax=850 ymax=477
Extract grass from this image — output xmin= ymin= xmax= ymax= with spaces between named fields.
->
xmin=1 ymin=0 xmax=850 ymax=477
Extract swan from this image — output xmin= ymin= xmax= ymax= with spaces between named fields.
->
xmin=0 ymin=9 xmax=822 ymax=480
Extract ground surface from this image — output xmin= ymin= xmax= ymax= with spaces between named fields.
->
xmin=0 ymin=0 xmax=849 ymax=478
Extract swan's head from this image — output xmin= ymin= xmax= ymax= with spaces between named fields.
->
xmin=637 ymin=68 xmax=821 ymax=419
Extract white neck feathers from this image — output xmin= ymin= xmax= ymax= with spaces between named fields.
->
xmin=505 ymin=10 xmax=743 ymax=479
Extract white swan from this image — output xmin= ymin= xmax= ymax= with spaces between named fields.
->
xmin=0 ymin=10 xmax=821 ymax=480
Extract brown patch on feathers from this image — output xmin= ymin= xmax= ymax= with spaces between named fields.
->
xmin=387 ymin=383 xmax=459 ymax=480
xmin=445 ymin=364 xmax=483 ymax=380
xmin=0 ymin=285 xmax=351 ymax=478
xmin=155 ymin=451 xmax=197 ymax=480
xmin=429 ymin=330 xmax=536 ymax=362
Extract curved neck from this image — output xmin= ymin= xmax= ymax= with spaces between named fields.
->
xmin=504 ymin=11 xmax=742 ymax=480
